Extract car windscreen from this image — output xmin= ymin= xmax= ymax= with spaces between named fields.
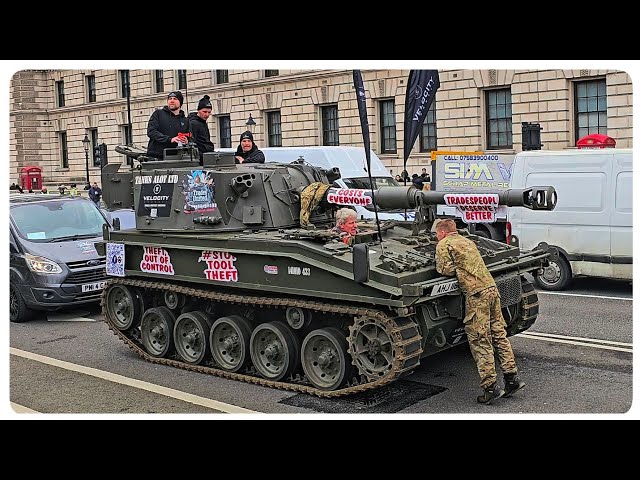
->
xmin=10 ymin=199 xmax=106 ymax=242
xmin=341 ymin=176 xmax=400 ymax=189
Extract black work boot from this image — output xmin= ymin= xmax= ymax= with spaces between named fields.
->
xmin=504 ymin=373 xmax=525 ymax=397
xmin=477 ymin=382 xmax=505 ymax=405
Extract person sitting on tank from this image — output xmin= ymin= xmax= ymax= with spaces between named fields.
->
xmin=331 ymin=208 xmax=359 ymax=245
xmin=234 ymin=130 xmax=265 ymax=164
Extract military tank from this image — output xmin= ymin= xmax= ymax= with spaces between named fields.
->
xmin=98 ymin=144 xmax=557 ymax=397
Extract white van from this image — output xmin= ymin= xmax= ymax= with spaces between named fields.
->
xmin=507 ymin=148 xmax=632 ymax=290
xmin=218 ymin=146 xmax=409 ymax=221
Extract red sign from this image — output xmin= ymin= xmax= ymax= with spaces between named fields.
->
xmin=576 ymin=134 xmax=616 ymax=149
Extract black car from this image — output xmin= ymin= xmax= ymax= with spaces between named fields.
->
xmin=9 ymin=194 xmax=110 ymax=322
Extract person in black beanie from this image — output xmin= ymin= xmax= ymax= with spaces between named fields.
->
xmin=235 ymin=130 xmax=265 ymax=164
xmin=146 ymin=90 xmax=189 ymax=160
xmin=188 ymin=94 xmax=215 ymax=156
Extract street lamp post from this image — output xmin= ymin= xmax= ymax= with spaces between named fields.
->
xmin=82 ymin=134 xmax=90 ymax=185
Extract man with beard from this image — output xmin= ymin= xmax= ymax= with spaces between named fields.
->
xmin=234 ymin=130 xmax=265 ymax=164
xmin=146 ymin=90 xmax=189 ymax=160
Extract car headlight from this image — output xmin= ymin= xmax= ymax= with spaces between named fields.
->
xmin=24 ymin=253 xmax=63 ymax=274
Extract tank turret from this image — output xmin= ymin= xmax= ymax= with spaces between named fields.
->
xmin=99 ymin=145 xmax=558 ymax=396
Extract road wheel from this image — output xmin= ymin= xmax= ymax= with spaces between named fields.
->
xmin=210 ymin=315 xmax=253 ymax=372
xmin=250 ymin=321 xmax=300 ymax=381
xmin=105 ymin=284 xmax=141 ymax=331
xmin=174 ymin=311 xmax=211 ymax=364
xmin=141 ymin=307 xmax=176 ymax=358
xmin=301 ymin=327 xmax=352 ymax=390
xmin=10 ymin=283 xmax=35 ymax=323
xmin=535 ymin=255 xmax=572 ymax=291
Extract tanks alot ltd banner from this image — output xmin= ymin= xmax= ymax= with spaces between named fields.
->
xmin=136 ymin=173 xmax=178 ymax=218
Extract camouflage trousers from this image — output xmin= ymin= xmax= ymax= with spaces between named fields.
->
xmin=463 ymin=286 xmax=517 ymax=389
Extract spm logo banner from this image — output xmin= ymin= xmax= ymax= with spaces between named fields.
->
xmin=435 ymin=153 xmax=515 ymax=192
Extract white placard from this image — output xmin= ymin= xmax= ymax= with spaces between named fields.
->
xmin=106 ymin=243 xmax=125 ymax=277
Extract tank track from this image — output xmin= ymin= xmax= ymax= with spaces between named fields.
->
xmin=506 ymin=278 xmax=539 ymax=336
xmin=101 ymin=278 xmax=423 ymax=398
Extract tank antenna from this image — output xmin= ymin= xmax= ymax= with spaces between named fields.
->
xmin=352 ymin=70 xmax=385 ymax=251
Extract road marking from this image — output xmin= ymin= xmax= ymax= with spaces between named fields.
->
xmin=11 ymin=402 xmax=39 ymax=413
xmin=10 ymin=348 xmax=258 ymax=414
xmin=537 ymin=291 xmax=632 ymax=301
xmin=517 ymin=332 xmax=632 ymax=353
xmin=522 ymin=330 xmax=632 ymax=347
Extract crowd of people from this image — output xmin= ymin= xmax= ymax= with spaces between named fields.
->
xmin=395 ymin=168 xmax=431 ymax=189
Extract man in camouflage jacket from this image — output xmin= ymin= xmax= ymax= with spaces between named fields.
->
xmin=435 ymin=219 xmax=525 ymax=404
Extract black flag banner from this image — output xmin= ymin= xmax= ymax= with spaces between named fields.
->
xmin=403 ymin=70 xmax=440 ymax=171
xmin=352 ymin=70 xmax=371 ymax=172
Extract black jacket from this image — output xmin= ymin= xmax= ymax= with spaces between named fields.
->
xmin=88 ymin=186 xmax=102 ymax=202
xmin=234 ymin=143 xmax=265 ymax=163
xmin=188 ymin=112 xmax=215 ymax=156
xmin=146 ymin=106 xmax=189 ymax=159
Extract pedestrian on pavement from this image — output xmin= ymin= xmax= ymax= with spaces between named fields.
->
xmin=88 ymin=181 xmax=103 ymax=206
xmin=188 ymin=95 xmax=215 ymax=156
xmin=69 ymin=183 xmax=78 ymax=196
xmin=146 ymin=90 xmax=189 ymax=160
xmin=234 ymin=130 xmax=265 ymax=164
xmin=434 ymin=218 xmax=525 ymax=404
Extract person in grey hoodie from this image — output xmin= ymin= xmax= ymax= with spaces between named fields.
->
xmin=188 ymin=95 xmax=215 ymax=156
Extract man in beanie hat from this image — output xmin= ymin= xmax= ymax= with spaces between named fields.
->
xmin=235 ymin=130 xmax=265 ymax=164
xmin=146 ymin=90 xmax=189 ymax=160
xmin=188 ymin=94 xmax=214 ymax=156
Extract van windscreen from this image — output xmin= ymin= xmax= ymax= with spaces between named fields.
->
xmin=11 ymin=199 xmax=106 ymax=242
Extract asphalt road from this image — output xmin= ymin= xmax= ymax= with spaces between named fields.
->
xmin=7 ymin=277 xmax=633 ymax=417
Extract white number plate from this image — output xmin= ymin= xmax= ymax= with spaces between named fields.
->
xmin=430 ymin=280 xmax=459 ymax=296
xmin=81 ymin=281 xmax=106 ymax=293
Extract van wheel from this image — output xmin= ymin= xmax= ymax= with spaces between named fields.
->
xmin=10 ymin=283 xmax=35 ymax=323
xmin=535 ymin=255 xmax=572 ymax=291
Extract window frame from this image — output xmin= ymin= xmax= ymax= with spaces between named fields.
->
xmin=485 ymin=88 xmax=513 ymax=150
xmin=321 ymin=104 xmax=340 ymax=146
xmin=59 ymin=132 xmax=68 ymax=168
xmin=119 ymin=70 xmax=130 ymax=99
xmin=264 ymin=70 xmax=279 ymax=78
xmin=55 ymin=80 xmax=65 ymax=107
xmin=267 ymin=110 xmax=282 ymax=147
xmin=574 ymin=78 xmax=607 ymax=142
xmin=154 ymin=70 xmax=164 ymax=93
xmin=418 ymin=101 xmax=437 ymax=152
xmin=216 ymin=70 xmax=229 ymax=84
xmin=177 ymin=70 xmax=187 ymax=90
xmin=379 ymin=99 xmax=397 ymax=154
xmin=86 ymin=75 xmax=96 ymax=103
xmin=218 ymin=115 xmax=231 ymax=148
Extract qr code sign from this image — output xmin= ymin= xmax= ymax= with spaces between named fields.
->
xmin=106 ymin=243 xmax=125 ymax=277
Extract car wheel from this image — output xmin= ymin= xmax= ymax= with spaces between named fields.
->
xmin=535 ymin=255 xmax=572 ymax=291
xmin=10 ymin=283 xmax=35 ymax=323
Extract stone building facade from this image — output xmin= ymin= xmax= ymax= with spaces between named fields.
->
xmin=9 ymin=68 xmax=632 ymax=186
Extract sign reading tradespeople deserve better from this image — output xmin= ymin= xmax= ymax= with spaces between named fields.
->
xmin=444 ymin=193 xmax=499 ymax=223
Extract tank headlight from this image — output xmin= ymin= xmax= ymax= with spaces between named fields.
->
xmin=24 ymin=253 xmax=63 ymax=274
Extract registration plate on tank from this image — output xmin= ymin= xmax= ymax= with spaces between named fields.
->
xmin=81 ymin=281 xmax=106 ymax=293
xmin=430 ymin=280 xmax=459 ymax=296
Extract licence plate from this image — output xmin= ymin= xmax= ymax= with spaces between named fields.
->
xmin=81 ymin=281 xmax=106 ymax=293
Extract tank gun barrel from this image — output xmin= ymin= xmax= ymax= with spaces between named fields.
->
xmin=326 ymin=186 xmax=557 ymax=211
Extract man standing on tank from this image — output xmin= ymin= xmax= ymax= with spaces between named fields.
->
xmin=146 ymin=90 xmax=189 ymax=160
xmin=234 ymin=131 xmax=265 ymax=164
xmin=434 ymin=219 xmax=525 ymax=405
xmin=189 ymin=95 xmax=215 ymax=157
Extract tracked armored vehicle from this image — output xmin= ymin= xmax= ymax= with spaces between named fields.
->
xmin=98 ymin=145 xmax=557 ymax=397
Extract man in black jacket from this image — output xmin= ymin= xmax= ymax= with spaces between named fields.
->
xmin=188 ymin=95 xmax=215 ymax=157
xmin=235 ymin=130 xmax=265 ymax=164
xmin=146 ymin=91 xmax=189 ymax=160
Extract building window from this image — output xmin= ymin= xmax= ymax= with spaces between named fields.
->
xmin=267 ymin=111 xmax=282 ymax=147
xmin=486 ymin=88 xmax=512 ymax=150
xmin=419 ymin=102 xmax=437 ymax=152
xmin=119 ymin=70 xmax=130 ymax=99
xmin=218 ymin=116 xmax=231 ymax=148
xmin=177 ymin=70 xmax=187 ymax=90
xmin=265 ymin=70 xmax=279 ymax=78
xmin=90 ymin=129 xmax=99 ymax=166
xmin=55 ymin=80 xmax=65 ymax=107
xmin=321 ymin=105 xmax=339 ymax=146
xmin=575 ymin=79 xmax=607 ymax=141
xmin=379 ymin=100 xmax=396 ymax=154
xmin=216 ymin=70 xmax=229 ymax=84
xmin=154 ymin=70 xmax=164 ymax=93
xmin=122 ymin=125 xmax=133 ymax=165
xmin=86 ymin=75 xmax=96 ymax=103
xmin=59 ymin=132 xmax=68 ymax=168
